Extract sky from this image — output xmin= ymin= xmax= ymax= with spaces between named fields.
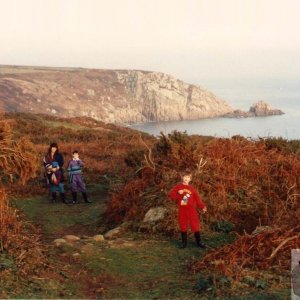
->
xmin=0 ymin=0 xmax=300 ymax=87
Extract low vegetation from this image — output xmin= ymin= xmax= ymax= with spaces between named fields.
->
xmin=0 ymin=112 xmax=298 ymax=298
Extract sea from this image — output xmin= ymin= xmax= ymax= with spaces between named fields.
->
xmin=130 ymin=79 xmax=300 ymax=140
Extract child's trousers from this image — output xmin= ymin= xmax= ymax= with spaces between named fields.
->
xmin=71 ymin=175 xmax=86 ymax=192
xmin=178 ymin=207 xmax=200 ymax=232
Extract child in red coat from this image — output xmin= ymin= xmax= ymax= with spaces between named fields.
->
xmin=168 ymin=170 xmax=207 ymax=249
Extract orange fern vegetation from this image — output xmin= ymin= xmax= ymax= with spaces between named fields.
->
xmin=5 ymin=112 xmax=154 ymax=197
xmin=0 ymin=116 xmax=43 ymax=285
xmin=105 ymin=130 xmax=300 ymax=285
xmin=0 ymin=112 xmax=153 ymax=296
xmin=1 ymin=112 xmax=300 ymax=294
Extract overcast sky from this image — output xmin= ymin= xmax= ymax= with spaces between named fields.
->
xmin=0 ymin=0 xmax=299 ymax=86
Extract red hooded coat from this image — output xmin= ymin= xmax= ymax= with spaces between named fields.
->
xmin=168 ymin=183 xmax=206 ymax=232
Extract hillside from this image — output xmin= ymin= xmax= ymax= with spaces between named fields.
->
xmin=0 ymin=65 xmax=233 ymax=124
xmin=0 ymin=112 xmax=299 ymax=299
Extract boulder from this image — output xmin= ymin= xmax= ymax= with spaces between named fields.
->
xmin=104 ymin=227 xmax=121 ymax=239
xmin=143 ymin=206 xmax=167 ymax=223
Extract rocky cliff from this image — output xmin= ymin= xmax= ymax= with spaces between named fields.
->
xmin=0 ymin=66 xmax=233 ymax=124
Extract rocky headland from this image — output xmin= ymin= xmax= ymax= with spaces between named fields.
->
xmin=0 ymin=65 xmax=233 ymax=124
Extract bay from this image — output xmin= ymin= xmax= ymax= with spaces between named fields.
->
xmin=130 ymin=80 xmax=300 ymax=140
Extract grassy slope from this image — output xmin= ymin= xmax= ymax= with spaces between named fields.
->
xmin=11 ymin=185 xmax=289 ymax=299
xmin=1 ymin=113 xmax=291 ymax=299
xmin=11 ymin=181 xmax=211 ymax=299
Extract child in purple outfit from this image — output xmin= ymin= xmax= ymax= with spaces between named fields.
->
xmin=67 ymin=150 xmax=91 ymax=204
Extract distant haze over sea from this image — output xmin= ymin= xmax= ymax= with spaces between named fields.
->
xmin=131 ymin=78 xmax=300 ymax=140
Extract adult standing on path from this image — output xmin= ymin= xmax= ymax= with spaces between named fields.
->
xmin=43 ymin=142 xmax=67 ymax=204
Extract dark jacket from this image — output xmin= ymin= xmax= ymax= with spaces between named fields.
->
xmin=43 ymin=152 xmax=64 ymax=168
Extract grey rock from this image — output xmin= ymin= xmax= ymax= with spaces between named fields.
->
xmin=143 ymin=206 xmax=167 ymax=223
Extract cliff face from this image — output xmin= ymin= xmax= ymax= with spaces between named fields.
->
xmin=117 ymin=71 xmax=233 ymax=122
xmin=0 ymin=66 xmax=233 ymax=124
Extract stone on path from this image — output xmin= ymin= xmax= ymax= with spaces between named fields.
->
xmin=53 ymin=238 xmax=67 ymax=246
xmin=104 ymin=227 xmax=121 ymax=239
xmin=64 ymin=235 xmax=81 ymax=242
xmin=108 ymin=238 xmax=135 ymax=249
xmin=93 ymin=234 xmax=105 ymax=242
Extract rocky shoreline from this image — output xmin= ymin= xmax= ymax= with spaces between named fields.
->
xmin=223 ymin=100 xmax=284 ymax=118
xmin=0 ymin=66 xmax=284 ymax=123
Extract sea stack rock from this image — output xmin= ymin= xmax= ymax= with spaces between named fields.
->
xmin=223 ymin=100 xmax=284 ymax=118
xmin=249 ymin=100 xmax=284 ymax=116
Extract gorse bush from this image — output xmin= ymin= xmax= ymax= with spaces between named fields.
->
xmin=106 ymin=131 xmax=300 ymax=235
xmin=0 ymin=117 xmax=43 ymax=277
xmin=263 ymin=136 xmax=300 ymax=154
xmin=0 ymin=189 xmax=20 ymax=251
xmin=105 ymin=130 xmax=300 ymax=287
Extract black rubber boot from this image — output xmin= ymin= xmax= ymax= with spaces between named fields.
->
xmin=194 ymin=231 xmax=206 ymax=248
xmin=82 ymin=192 xmax=92 ymax=203
xmin=60 ymin=193 xmax=68 ymax=204
xmin=72 ymin=192 xmax=78 ymax=204
xmin=180 ymin=232 xmax=188 ymax=249
xmin=51 ymin=192 xmax=56 ymax=203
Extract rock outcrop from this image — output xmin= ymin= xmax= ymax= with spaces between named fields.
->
xmin=0 ymin=65 xmax=233 ymax=124
xmin=249 ymin=101 xmax=284 ymax=116
xmin=223 ymin=101 xmax=284 ymax=118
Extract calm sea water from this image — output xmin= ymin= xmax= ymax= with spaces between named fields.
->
xmin=130 ymin=80 xmax=300 ymax=140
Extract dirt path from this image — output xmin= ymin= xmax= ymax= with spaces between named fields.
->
xmin=13 ymin=183 xmax=220 ymax=299
xmin=11 ymin=183 xmax=290 ymax=299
